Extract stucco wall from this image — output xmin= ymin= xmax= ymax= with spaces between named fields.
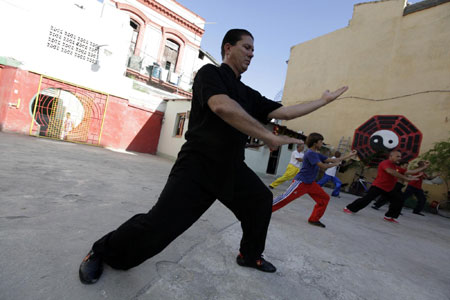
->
xmin=283 ymin=0 xmax=450 ymax=201
xmin=284 ymin=0 xmax=450 ymax=151
xmin=244 ymin=144 xmax=294 ymax=177
xmin=0 ymin=67 xmax=42 ymax=133
xmin=244 ymin=146 xmax=271 ymax=175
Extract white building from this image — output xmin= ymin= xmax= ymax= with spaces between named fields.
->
xmin=0 ymin=0 xmax=218 ymax=153
xmin=0 ymin=0 xmax=211 ymax=110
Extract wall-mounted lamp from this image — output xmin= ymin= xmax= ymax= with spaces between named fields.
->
xmin=91 ymin=44 xmax=110 ymax=71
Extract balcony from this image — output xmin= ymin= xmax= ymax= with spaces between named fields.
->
xmin=125 ymin=50 xmax=192 ymax=98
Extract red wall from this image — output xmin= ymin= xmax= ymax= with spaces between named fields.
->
xmin=98 ymin=95 xmax=128 ymax=149
xmin=0 ymin=66 xmax=41 ymax=133
xmin=0 ymin=66 xmax=164 ymax=154
xmin=99 ymin=96 xmax=163 ymax=154
xmin=123 ymin=104 xmax=163 ymax=154
xmin=0 ymin=66 xmax=7 ymax=130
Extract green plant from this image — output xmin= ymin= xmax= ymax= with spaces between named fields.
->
xmin=419 ymin=137 xmax=450 ymax=196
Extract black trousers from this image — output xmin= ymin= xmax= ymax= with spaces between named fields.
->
xmin=373 ymin=182 xmax=405 ymax=209
xmin=347 ymin=186 xmax=403 ymax=218
xmin=402 ymin=186 xmax=427 ymax=213
xmin=92 ymin=158 xmax=273 ymax=270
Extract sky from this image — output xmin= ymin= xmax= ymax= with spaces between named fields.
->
xmin=176 ymin=0 xmax=422 ymax=100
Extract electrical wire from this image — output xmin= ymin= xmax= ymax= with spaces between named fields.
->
xmin=337 ymin=89 xmax=450 ymax=102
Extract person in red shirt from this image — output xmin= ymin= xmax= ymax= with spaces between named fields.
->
xmin=343 ymin=151 xmax=420 ymax=223
xmin=401 ymin=160 xmax=432 ymax=216
xmin=371 ymin=161 xmax=408 ymax=210
xmin=371 ymin=160 xmax=429 ymax=210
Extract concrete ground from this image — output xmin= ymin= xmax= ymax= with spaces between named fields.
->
xmin=1 ymin=132 xmax=449 ymax=300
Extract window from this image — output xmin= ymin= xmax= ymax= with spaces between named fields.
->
xmin=174 ymin=113 xmax=186 ymax=137
xmin=162 ymin=39 xmax=180 ymax=72
xmin=129 ymin=19 xmax=140 ymax=55
xmin=288 ymin=143 xmax=294 ymax=150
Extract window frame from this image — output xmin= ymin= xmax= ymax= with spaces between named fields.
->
xmin=173 ymin=112 xmax=187 ymax=138
xmin=129 ymin=18 xmax=141 ymax=56
xmin=162 ymin=39 xmax=180 ymax=72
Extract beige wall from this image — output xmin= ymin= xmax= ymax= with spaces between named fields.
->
xmin=283 ymin=0 xmax=450 ymax=201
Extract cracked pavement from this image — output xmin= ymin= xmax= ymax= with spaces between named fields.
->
xmin=1 ymin=132 xmax=449 ymax=300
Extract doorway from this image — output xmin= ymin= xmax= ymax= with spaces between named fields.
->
xmin=266 ymin=147 xmax=280 ymax=175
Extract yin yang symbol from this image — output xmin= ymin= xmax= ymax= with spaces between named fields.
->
xmin=369 ymin=130 xmax=399 ymax=152
xmin=352 ymin=115 xmax=422 ymax=166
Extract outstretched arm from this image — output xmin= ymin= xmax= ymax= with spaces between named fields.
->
xmin=405 ymin=161 xmax=430 ymax=175
xmin=267 ymin=86 xmax=348 ymax=120
xmin=325 ymin=150 xmax=357 ymax=163
xmin=208 ymin=94 xmax=301 ymax=150
xmin=425 ymin=173 xmax=442 ymax=180
xmin=385 ymin=168 xmax=419 ymax=182
xmin=317 ymin=161 xmax=340 ymax=170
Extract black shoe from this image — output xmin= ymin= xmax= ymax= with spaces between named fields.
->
xmin=79 ymin=250 xmax=103 ymax=284
xmin=413 ymin=212 xmax=425 ymax=216
xmin=268 ymin=185 xmax=274 ymax=190
xmin=371 ymin=205 xmax=379 ymax=210
xmin=236 ymin=253 xmax=276 ymax=273
xmin=308 ymin=220 xmax=326 ymax=228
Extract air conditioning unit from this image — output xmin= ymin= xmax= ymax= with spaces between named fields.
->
xmin=168 ymin=72 xmax=179 ymax=85
xmin=160 ymin=69 xmax=169 ymax=82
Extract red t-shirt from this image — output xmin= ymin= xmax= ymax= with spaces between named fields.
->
xmin=408 ymin=172 xmax=426 ymax=189
xmin=372 ymin=159 xmax=400 ymax=192
xmin=397 ymin=167 xmax=407 ymax=175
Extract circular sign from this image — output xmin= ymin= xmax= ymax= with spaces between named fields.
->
xmin=352 ymin=115 xmax=422 ymax=166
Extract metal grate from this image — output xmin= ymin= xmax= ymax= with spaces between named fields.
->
xmin=30 ymin=76 xmax=109 ymax=145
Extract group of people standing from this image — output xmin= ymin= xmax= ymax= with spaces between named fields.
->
xmin=371 ymin=160 xmax=432 ymax=216
xmin=343 ymin=151 xmax=430 ymax=222
xmin=270 ymin=147 xmax=345 ymax=197
xmin=270 ymin=140 xmax=431 ymax=226
xmin=270 ymin=134 xmax=357 ymax=228
xmin=78 ymin=28 xmax=433 ymax=286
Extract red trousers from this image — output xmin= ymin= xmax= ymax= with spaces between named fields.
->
xmin=272 ymin=180 xmax=330 ymax=222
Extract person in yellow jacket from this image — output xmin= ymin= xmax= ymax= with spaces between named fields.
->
xmin=269 ymin=141 xmax=305 ymax=189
